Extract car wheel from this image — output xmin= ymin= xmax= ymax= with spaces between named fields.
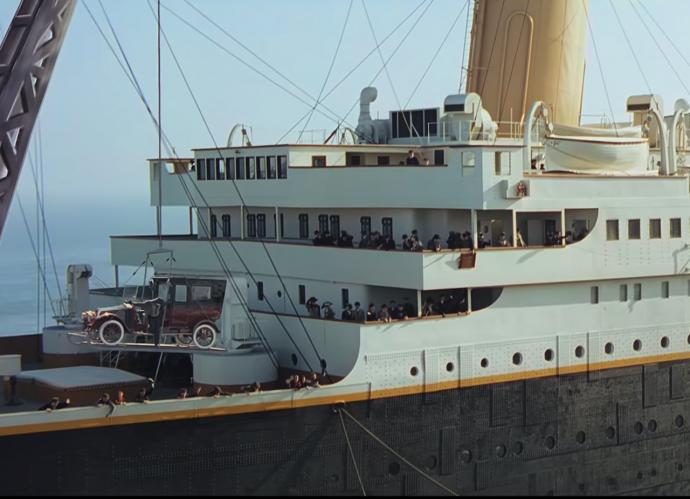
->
xmin=193 ymin=323 xmax=217 ymax=349
xmin=177 ymin=333 xmax=193 ymax=346
xmin=99 ymin=319 xmax=125 ymax=346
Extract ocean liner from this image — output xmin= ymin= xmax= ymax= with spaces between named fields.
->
xmin=2 ymin=0 xmax=690 ymax=496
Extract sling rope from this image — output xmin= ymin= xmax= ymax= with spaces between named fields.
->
xmin=338 ymin=409 xmax=367 ymax=496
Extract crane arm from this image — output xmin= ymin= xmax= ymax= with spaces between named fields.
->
xmin=0 ymin=0 xmax=77 ymax=238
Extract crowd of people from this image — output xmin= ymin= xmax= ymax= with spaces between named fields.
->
xmin=306 ymin=297 xmax=417 ymax=323
xmin=285 ymin=373 xmax=320 ymax=390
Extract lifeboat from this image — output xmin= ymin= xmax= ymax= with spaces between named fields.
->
xmin=544 ymin=134 xmax=651 ymax=175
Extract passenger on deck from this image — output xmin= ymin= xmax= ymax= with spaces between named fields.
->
xmin=38 ymin=397 xmax=61 ymax=412
xmin=312 ymin=230 xmax=323 ymax=246
xmin=341 ymin=304 xmax=354 ymax=321
xmin=366 ymin=303 xmax=378 ymax=322
xmin=305 ymin=373 xmax=320 ymax=388
xmin=177 ymin=388 xmax=188 ymax=399
xmin=498 ymin=232 xmax=509 ymax=247
xmin=406 ymin=150 xmax=420 ymax=166
xmin=56 ymin=398 xmax=71 ymax=409
xmin=96 ymin=393 xmax=116 ymax=416
xmin=422 ymin=298 xmax=435 ymax=317
xmin=114 ymin=390 xmax=126 ymax=405
xmin=379 ymin=304 xmax=391 ymax=323
xmin=478 ymin=233 xmax=490 ymax=249
xmin=392 ymin=303 xmax=407 ymax=320
xmin=382 ymin=235 xmax=396 ymax=250
xmin=447 ymin=231 xmax=458 ymax=250
xmin=135 ymin=387 xmax=150 ymax=403
xmin=306 ymin=297 xmax=321 ymax=318
xmin=353 ymin=302 xmax=366 ymax=322
xmin=358 ymin=232 xmax=370 ymax=249
xmin=423 ymin=158 xmax=431 ymax=166
xmin=322 ymin=302 xmax=336 ymax=320
xmin=337 ymin=230 xmax=354 ymax=247
xmin=208 ymin=386 xmax=228 ymax=397
xmin=401 ymin=234 xmax=411 ymax=250
xmin=404 ymin=302 xmax=415 ymax=318
xmin=285 ymin=374 xmax=296 ymax=389
xmin=565 ymin=231 xmax=574 ymax=244
xmin=427 ymin=234 xmax=442 ymax=252
xmin=322 ymin=231 xmax=335 ymax=246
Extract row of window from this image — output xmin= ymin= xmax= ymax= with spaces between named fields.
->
xmin=606 ymin=218 xmax=682 ymax=241
xmin=196 ymin=156 xmax=288 ymax=181
xmin=590 ymin=280 xmax=683 ymax=304
xmin=298 ymin=214 xmax=393 ymax=239
xmin=209 ymin=213 xmax=285 ymax=239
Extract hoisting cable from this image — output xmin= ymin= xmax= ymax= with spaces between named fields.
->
xmin=582 ymin=0 xmax=619 ymax=135
xmin=609 ymin=0 xmax=652 ymax=94
xmin=156 ymin=0 xmax=163 ymax=249
xmin=458 ymin=0 xmax=473 ymax=92
xmin=339 ymin=407 xmax=460 ymax=496
xmin=337 ymin=409 xmax=366 ymax=496
xmin=638 ymin=0 xmax=690 ymax=74
xmin=85 ymin=2 xmax=283 ymax=369
xmin=149 ymin=0 xmax=331 ymax=376
xmin=297 ymin=0 xmax=354 ymax=143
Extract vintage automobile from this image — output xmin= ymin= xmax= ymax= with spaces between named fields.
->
xmin=82 ymin=277 xmax=226 ymax=349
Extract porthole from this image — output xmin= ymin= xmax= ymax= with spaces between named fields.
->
xmin=687 ymin=334 xmax=690 ymax=345
xmin=676 ymin=415 xmax=685 ymax=428
xmin=605 ymin=342 xmax=614 ymax=355
xmin=648 ymin=420 xmax=657 ymax=433
xmin=650 ymin=468 xmax=657 ymax=477
xmin=459 ymin=449 xmax=472 ymax=464
xmin=512 ymin=353 xmax=523 ymax=366
xmin=291 ymin=353 xmax=298 ymax=366
xmin=634 ymin=422 xmax=644 ymax=434
xmin=410 ymin=366 xmax=419 ymax=377
xmin=545 ymin=436 xmax=556 ymax=450
xmin=495 ymin=444 xmax=506 ymax=458
xmin=576 ymin=431 xmax=586 ymax=444
xmin=661 ymin=336 xmax=670 ymax=348
xmin=544 ymin=349 xmax=554 ymax=362
xmin=677 ymin=463 xmax=684 ymax=472
xmin=277 ymin=290 xmax=282 ymax=297
xmin=606 ymin=427 xmax=616 ymax=439
xmin=446 ymin=362 xmax=454 ymax=373
xmin=480 ymin=358 xmax=489 ymax=368
xmin=637 ymin=471 xmax=644 ymax=480
xmin=575 ymin=346 xmax=585 ymax=358
xmin=388 ymin=462 xmax=400 ymax=476
xmin=633 ymin=339 xmax=642 ymax=352
xmin=320 ymin=359 xmax=327 ymax=371
xmin=513 ymin=441 xmax=524 ymax=455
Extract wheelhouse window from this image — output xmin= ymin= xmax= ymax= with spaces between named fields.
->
xmin=298 ymin=285 xmax=306 ymax=305
xmin=206 ymin=159 xmax=216 ymax=180
xmin=590 ymin=286 xmax=599 ymax=304
xmin=267 ymin=156 xmax=277 ymax=179
xmin=246 ymin=214 xmax=257 ymax=238
xmin=391 ymin=108 xmax=438 ymax=138
xmin=278 ymin=155 xmax=288 ymax=178
xmin=246 ymin=157 xmax=256 ymax=179
xmin=346 ymin=153 xmax=361 ymax=166
xmin=318 ymin=214 xmax=329 ymax=234
xmin=619 ymin=284 xmax=628 ymax=302
xmin=210 ymin=214 xmax=218 ymax=238
xmin=662 ymin=281 xmax=670 ymax=298
xmin=671 ymin=218 xmax=681 ymax=238
xmin=634 ymin=283 xmax=642 ymax=301
xmin=299 ymin=214 xmax=309 ymax=239
xmin=434 ymin=149 xmax=445 ymax=165
xmin=222 ymin=215 xmax=231 ymax=238
xmin=628 ymin=219 xmax=640 ymax=240
xmin=225 ymin=157 xmax=235 ymax=179
xmin=382 ymin=217 xmax=393 ymax=238
xmin=257 ymin=214 xmax=266 ymax=238
xmin=197 ymin=158 xmax=206 ymax=180
xmin=312 ymin=156 xmax=327 ymax=168
xmin=606 ymin=220 xmax=619 ymax=241
xmin=462 ymin=151 xmax=475 ymax=176
xmin=649 ymin=219 xmax=661 ymax=239
xmin=377 ymin=155 xmax=390 ymax=166
xmin=256 ymin=156 xmax=266 ymax=179
xmin=216 ymin=159 xmax=225 ymax=180
xmin=236 ymin=157 xmax=245 ymax=179
xmin=330 ymin=215 xmax=340 ymax=238
xmin=360 ymin=216 xmax=371 ymax=237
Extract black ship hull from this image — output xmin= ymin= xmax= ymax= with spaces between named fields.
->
xmin=4 ymin=359 xmax=690 ymax=496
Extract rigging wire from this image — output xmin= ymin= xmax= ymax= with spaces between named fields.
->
xmin=476 ymin=0 xmax=506 ymax=100
xmin=338 ymin=409 xmax=366 ymax=496
xmin=297 ymin=0 xmax=354 ymax=144
xmin=156 ymin=0 xmax=163 ymax=248
xmin=637 ymin=1 xmax=690 ymax=75
xmin=458 ymin=0 xmax=473 ymax=92
xmin=496 ymin=0 xmax=531 ymax=124
xmin=629 ymin=0 xmax=690 ymax=97
xmin=340 ymin=408 xmax=460 ymax=496
xmin=403 ymin=0 xmax=470 ymax=110
xmin=148 ymin=0 xmax=327 ymax=374
xmin=582 ymin=0 xmax=619 ymax=135
xmin=608 ymin=0 xmax=652 ymax=94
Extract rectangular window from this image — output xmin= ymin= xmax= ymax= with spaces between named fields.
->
xmin=662 ymin=281 xmax=670 ymax=298
xmin=191 ymin=285 xmax=212 ymax=302
xmin=257 ymin=281 xmax=264 ymax=301
xmin=197 ymin=158 xmax=206 ymax=180
xmin=606 ymin=220 xmax=619 ymax=241
xmin=671 ymin=218 xmax=681 ymax=238
xmin=267 ymin=156 xmax=277 ymax=179
xmin=222 ymin=215 xmax=231 ymax=238
xmin=619 ymin=284 xmax=628 ymax=302
xmin=494 ymin=152 xmax=509 ymax=175
xmin=318 ymin=214 xmax=329 ymax=234
xmin=382 ymin=217 xmax=393 ymax=238
xmin=256 ymin=156 xmax=266 ymax=179
xmin=346 ymin=153 xmax=361 ymax=166
xmin=590 ymin=286 xmax=599 ymax=304
xmin=225 ymin=157 xmax=235 ymax=179
xmin=434 ymin=149 xmax=445 ymax=165
xmin=634 ymin=283 xmax=642 ymax=301
xmin=257 ymin=214 xmax=266 ymax=238
xmin=377 ymin=155 xmax=390 ymax=166
xmin=210 ymin=214 xmax=218 ymax=238
xmin=462 ymin=151 xmax=476 ymax=176
xmin=246 ymin=157 xmax=256 ymax=179
xmin=649 ymin=219 xmax=661 ymax=239
xmin=216 ymin=159 xmax=225 ymax=180
xmin=330 ymin=215 xmax=340 ymax=238
xmin=298 ymin=285 xmax=306 ymax=305
xmin=298 ymin=214 xmax=309 ymax=239
xmin=360 ymin=216 xmax=371 ymax=237
xmin=280 ymin=213 xmax=284 ymax=239
xmin=175 ymin=285 xmax=188 ymax=303
xmin=278 ymin=155 xmax=288 ymax=178
xmin=628 ymin=219 xmax=640 ymax=240
xmin=312 ymin=156 xmax=327 ymax=168
xmin=206 ymin=159 xmax=216 ymax=180
xmin=236 ymin=157 xmax=245 ymax=179
xmin=246 ymin=214 xmax=256 ymax=238
xmin=341 ymin=288 xmax=349 ymax=309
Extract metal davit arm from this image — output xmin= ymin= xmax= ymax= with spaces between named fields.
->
xmin=0 ymin=0 xmax=77 ymax=238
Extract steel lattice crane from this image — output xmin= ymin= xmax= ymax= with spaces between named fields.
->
xmin=0 ymin=0 xmax=77 ymax=238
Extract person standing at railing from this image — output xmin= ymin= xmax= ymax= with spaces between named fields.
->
xmin=406 ymin=150 xmax=420 ymax=166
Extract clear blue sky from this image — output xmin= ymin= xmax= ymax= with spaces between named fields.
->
xmin=1 ymin=0 xmax=690 ymax=255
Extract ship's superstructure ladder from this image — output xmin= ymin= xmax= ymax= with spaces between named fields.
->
xmin=0 ymin=0 xmax=77 ymax=238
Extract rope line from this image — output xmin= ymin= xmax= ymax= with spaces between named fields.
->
xmin=338 ymin=409 xmax=366 ymax=496
xmin=340 ymin=408 xmax=460 ymax=496
xmin=609 ymin=0 xmax=652 ymax=94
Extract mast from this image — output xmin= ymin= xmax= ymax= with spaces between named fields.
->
xmin=0 ymin=0 xmax=77 ymax=239
xmin=466 ymin=0 xmax=588 ymax=126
